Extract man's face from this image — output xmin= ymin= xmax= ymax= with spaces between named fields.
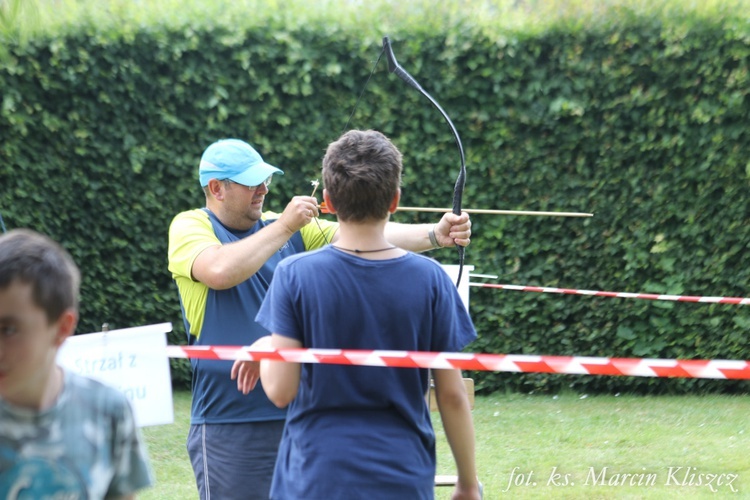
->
xmin=222 ymin=180 xmax=271 ymax=226
xmin=0 ymin=280 xmax=68 ymax=408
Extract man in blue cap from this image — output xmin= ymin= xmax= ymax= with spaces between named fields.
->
xmin=168 ymin=137 xmax=472 ymax=500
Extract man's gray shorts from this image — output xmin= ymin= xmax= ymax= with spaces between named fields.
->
xmin=188 ymin=421 xmax=285 ymax=500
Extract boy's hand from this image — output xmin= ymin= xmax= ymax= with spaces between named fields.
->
xmin=451 ymin=481 xmax=482 ymax=500
xmin=436 ymin=212 xmax=472 ymax=248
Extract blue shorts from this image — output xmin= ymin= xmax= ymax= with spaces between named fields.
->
xmin=187 ymin=421 xmax=285 ymax=500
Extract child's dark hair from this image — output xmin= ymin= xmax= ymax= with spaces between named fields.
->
xmin=322 ymin=130 xmax=402 ymax=222
xmin=0 ymin=229 xmax=80 ymax=323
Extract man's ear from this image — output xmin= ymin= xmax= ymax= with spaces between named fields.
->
xmin=207 ymin=179 xmax=225 ymax=200
xmin=322 ymin=189 xmax=337 ymax=214
xmin=53 ymin=309 xmax=78 ymax=348
xmin=388 ymin=188 xmax=401 ymax=214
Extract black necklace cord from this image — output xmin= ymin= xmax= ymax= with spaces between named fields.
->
xmin=332 ymin=245 xmax=397 ymax=254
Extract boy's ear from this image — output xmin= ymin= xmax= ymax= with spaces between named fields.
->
xmin=53 ymin=309 xmax=78 ymax=347
xmin=388 ymin=188 xmax=401 ymax=214
xmin=322 ymin=189 xmax=337 ymax=214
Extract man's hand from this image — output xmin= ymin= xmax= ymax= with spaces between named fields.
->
xmin=230 ymin=336 xmax=273 ymax=395
xmin=230 ymin=360 xmax=261 ymax=395
xmin=435 ymin=212 xmax=472 ymax=248
xmin=277 ymin=195 xmax=320 ymax=233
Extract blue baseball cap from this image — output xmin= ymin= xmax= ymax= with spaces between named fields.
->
xmin=199 ymin=138 xmax=283 ymax=187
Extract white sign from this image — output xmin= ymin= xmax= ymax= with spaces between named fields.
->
xmin=57 ymin=322 xmax=174 ymax=427
xmin=441 ymin=264 xmax=474 ymax=312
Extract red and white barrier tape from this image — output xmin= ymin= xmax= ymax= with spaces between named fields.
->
xmin=165 ymin=345 xmax=750 ymax=379
xmin=470 ymin=283 xmax=750 ymax=305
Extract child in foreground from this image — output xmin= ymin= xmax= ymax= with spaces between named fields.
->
xmin=0 ymin=229 xmax=153 ymax=499
xmin=240 ymin=129 xmax=481 ymax=499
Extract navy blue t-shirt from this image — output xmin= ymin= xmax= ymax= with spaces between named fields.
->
xmin=256 ymin=246 xmax=476 ymax=499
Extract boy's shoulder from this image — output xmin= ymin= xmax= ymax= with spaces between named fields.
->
xmin=279 ymin=247 xmax=443 ymax=269
xmin=63 ymin=370 xmax=132 ymax=415
xmin=278 ymin=245 xmax=333 ymax=266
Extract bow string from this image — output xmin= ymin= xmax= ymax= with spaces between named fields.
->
xmin=381 ymin=36 xmax=467 ymax=287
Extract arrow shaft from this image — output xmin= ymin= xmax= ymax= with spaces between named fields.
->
xmin=396 ymin=206 xmax=593 ymax=217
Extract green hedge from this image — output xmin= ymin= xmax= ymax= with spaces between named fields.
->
xmin=1 ymin=2 xmax=748 ymax=393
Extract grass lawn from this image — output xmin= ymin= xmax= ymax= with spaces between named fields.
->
xmin=141 ymin=390 xmax=748 ymax=499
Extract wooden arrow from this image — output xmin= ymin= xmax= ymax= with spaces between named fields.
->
xmin=395 ymin=206 xmax=593 ymax=217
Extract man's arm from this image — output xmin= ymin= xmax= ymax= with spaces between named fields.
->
xmin=433 ymin=368 xmax=481 ymax=500
xmin=191 ymin=218 xmax=295 ymax=290
xmin=384 ymin=212 xmax=471 ymax=253
xmin=192 ymin=196 xmax=318 ymax=290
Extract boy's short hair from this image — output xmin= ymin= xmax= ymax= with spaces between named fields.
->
xmin=0 ymin=229 xmax=80 ymax=323
xmin=322 ymin=130 xmax=402 ymax=222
